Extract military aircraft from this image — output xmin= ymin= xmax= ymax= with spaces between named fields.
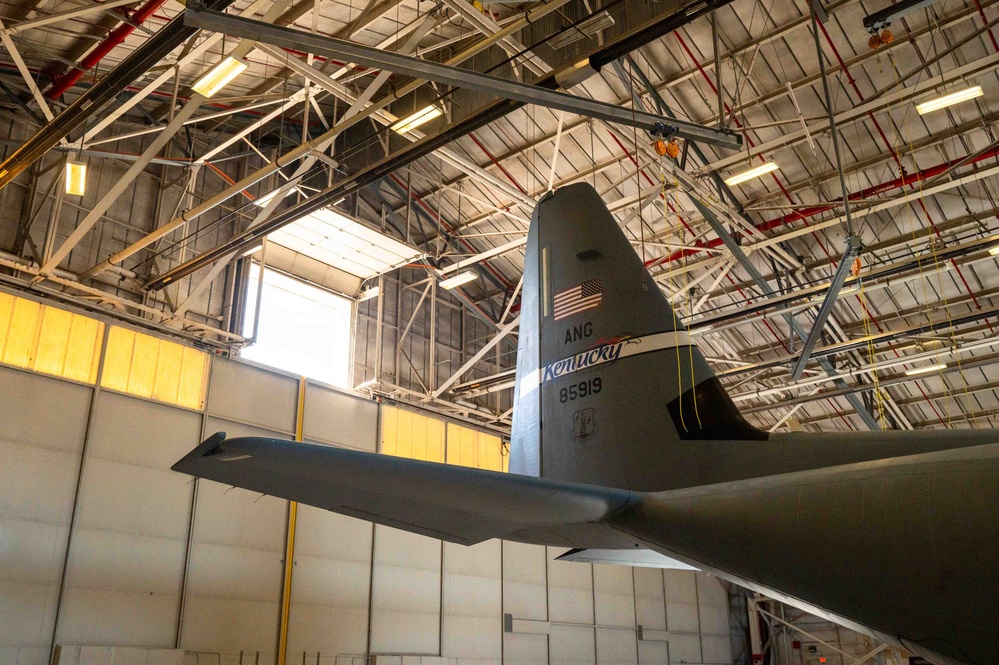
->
xmin=175 ymin=183 xmax=998 ymax=665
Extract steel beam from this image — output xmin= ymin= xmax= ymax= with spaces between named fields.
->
xmin=1 ymin=0 xmax=140 ymax=34
xmin=38 ymin=98 xmax=204 ymax=276
xmin=433 ymin=316 xmax=520 ymax=398
xmin=0 ymin=19 xmax=54 ymax=121
xmin=863 ymin=0 xmax=940 ymax=31
xmin=147 ymin=0 xmax=740 ymax=289
xmin=705 ymin=48 xmax=999 ymax=173
xmin=691 ymin=197 xmax=880 ymax=430
xmin=811 ymin=4 xmax=856 ymax=237
xmin=183 ymin=2 xmax=743 ymax=150
xmin=0 ymin=0 xmax=237 ymax=190
xmin=789 ymin=236 xmax=861 ymax=380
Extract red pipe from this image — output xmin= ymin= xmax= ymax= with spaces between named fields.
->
xmin=46 ymin=0 xmax=171 ymax=99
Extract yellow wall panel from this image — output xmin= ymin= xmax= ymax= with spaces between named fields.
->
xmin=102 ymin=326 xmax=207 ymax=410
xmin=129 ymin=332 xmax=159 ymax=397
xmin=177 ymin=348 xmax=209 ymax=410
xmin=0 ymin=292 xmax=103 ymax=384
xmin=380 ymin=405 xmax=445 ymax=462
xmin=446 ymin=423 xmax=505 ymax=472
xmin=5 ymin=297 xmax=40 ymax=366
xmin=65 ymin=315 xmax=103 ymax=383
xmin=380 ymin=406 xmax=398 ymax=456
xmin=381 ymin=406 xmax=503 ymax=471
xmin=102 ymin=326 xmax=134 ymax=393
xmin=152 ymin=341 xmax=183 ymax=405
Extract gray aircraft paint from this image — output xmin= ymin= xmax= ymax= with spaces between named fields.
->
xmin=511 ymin=184 xmax=719 ymax=491
xmin=175 ymin=183 xmax=998 ymax=665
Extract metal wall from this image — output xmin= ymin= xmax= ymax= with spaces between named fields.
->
xmin=1 ymin=337 xmax=730 ymax=665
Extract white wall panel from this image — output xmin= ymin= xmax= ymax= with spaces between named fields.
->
xmin=700 ymin=636 xmax=731 ymax=665
xmin=181 ymin=418 xmax=287 ymax=659
xmin=208 ymin=359 xmax=297 ymax=434
xmin=637 ymin=640 xmax=668 ymax=665
xmin=595 ymin=628 xmax=636 ymax=665
xmin=443 ymin=540 xmax=501 ymax=665
xmin=287 ymin=505 xmax=373 ymax=656
xmin=2 ymin=361 xmax=732 ymax=663
xmin=502 ymin=633 xmax=547 ymax=665
xmin=304 ymin=382 xmax=378 ymax=451
xmin=546 ymin=551 xmax=592 ymax=625
xmin=502 ymin=542 xmax=547 ymax=621
xmin=502 ymin=542 xmax=547 ymax=665
xmin=696 ymin=574 xmax=729 ymax=636
xmin=593 ymin=565 xmax=635 ymax=627
xmin=58 ymin=393 xmax=202 ymax=646
xmin=665 ymin=634 xmax=701 ymax=664
xmin=548 ymin=625 xmax=593 ymax=665
xmin=634 ymin=568 xmax=666 ymax=631
xmin=370 ymin=526 xmax=441 ymax=655
xmin=664 ymin=571 xmax=699 ymax=634
xmin=0 ymin=367 xmax=90 ymax=662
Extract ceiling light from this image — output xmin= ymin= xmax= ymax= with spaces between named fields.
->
xmin=65 ymin=161 xmax=87 ymax=196
xmin=904 ymin=363 xmax=947 ymax=376
xmin=989 ymin=245 xmax=999 ymax=256
xmin=358 ymin=286 xmax=380 ymax=302
xmin=391 ymin=105 xmax=443 ymax=134
xmin=916 ymin=85 xmax=983 ymax=115
xmin=723 ymin=161 xmax=779 ymax=186
xmin=192 ymin=56 xmax=248 ymax=98
xmin=439 ymin=270 xmax=478 ymax=290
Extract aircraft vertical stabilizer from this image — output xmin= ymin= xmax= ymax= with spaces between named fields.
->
xmin=509 ymin=184 xmax=764 ymax=491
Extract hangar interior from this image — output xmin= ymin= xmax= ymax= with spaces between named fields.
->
xmin=0 ymin=0 xmax=996 ymax=662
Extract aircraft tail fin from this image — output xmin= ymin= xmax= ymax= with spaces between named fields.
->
xmin=509 ymin=184 xmax=765 ymax=492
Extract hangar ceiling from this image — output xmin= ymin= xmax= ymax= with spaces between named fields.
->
xmin=0 ymin=0 xmax=998 ymax=433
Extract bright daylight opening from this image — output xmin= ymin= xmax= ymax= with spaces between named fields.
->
xmin=242 ymin=265 xmax=352 ymax=387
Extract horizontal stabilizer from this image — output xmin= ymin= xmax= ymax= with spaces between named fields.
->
xmin=556 ymin=548 xmax=697 ymax=570
xmin=172 ymin=433 xmax=635 ymax=545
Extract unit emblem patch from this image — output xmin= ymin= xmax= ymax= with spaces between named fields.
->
xmin=572 ymin=408 xmax=597 ymax=441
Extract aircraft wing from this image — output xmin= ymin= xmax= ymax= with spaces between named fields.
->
xmin=172 ymin=433 xmax=636 ymax=545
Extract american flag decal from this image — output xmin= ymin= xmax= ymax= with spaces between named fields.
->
xmin=553 ymin=279 xmax=602 ymax=321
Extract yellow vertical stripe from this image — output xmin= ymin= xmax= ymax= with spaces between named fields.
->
xmin=278 ymin=376 xmax=306 ymax=665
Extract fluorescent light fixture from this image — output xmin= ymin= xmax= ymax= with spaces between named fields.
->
xmin=65 ymin=161 xmax=87 ymax=196
xmin=904 ymin=363 xmax=947 ymax=376
xmin=391 ymin=105 xmax=443 ymax=133
xmin=439 ymin=270 xmax=478 ymax=290
xmin=916 ymin=85 xmax=983 ymax=115
xmin=358 ymin=286 xmax=380 ymax=302
xmin=723 ymin=161 xmax=779 ymax=186
xmin=192 ymin=56 xmax=248 ymax=98
xmin=242 ymin=245 xmax=263 ymax=257
xmin=989 ymin=245 xmax=999 ymax=256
